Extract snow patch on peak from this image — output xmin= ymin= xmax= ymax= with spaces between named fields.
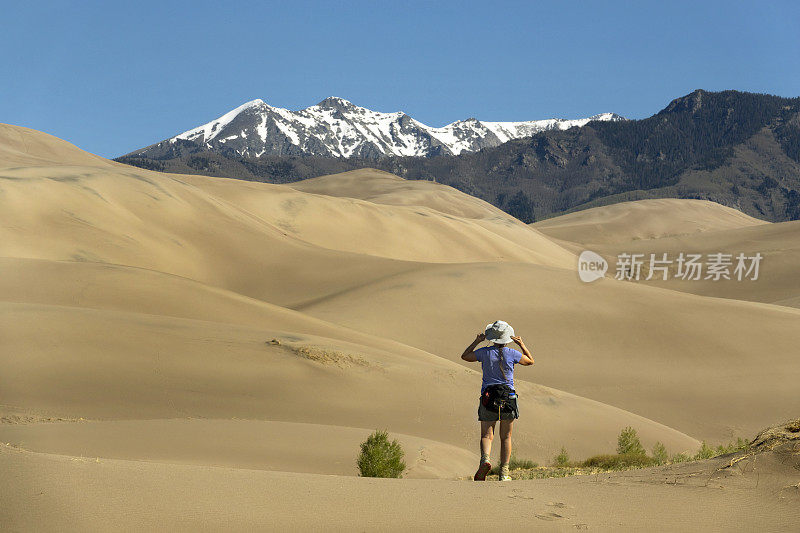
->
xmin=588 ymin=112 xmax=625 ymax=121
xmin=242 ymin=98 xmax=266 ymax=107
xmin=316 ymin=96 xmax=354 ymax=107
xmin=153 ymin=97 xmax=626 ymax=159
xmin=174 ymin=99 xmax=267 ymax=143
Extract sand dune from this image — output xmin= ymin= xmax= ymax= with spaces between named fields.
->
xmin=0 ymin=165 xmax=575 ymax=310
xmin=533 ymin=198 xmax=767 ymax=245
xmin=536 ymin=199 xmax=800 ymax=307
xmin=2 ymin=124 xmax=798 ymax=530
xmin=178 ymin=170 xmax=576 ymax=266
xmin=0 ymin=256 xmax=421 ymax=355
xmin=1 ymin=123 xmax=795 ymax=446
xmin=0 ymin=297 xmax=699 ymax=463
xmin=0 ymin=124 xmax=112 ymax=168
xmin=291 ymin=168 xmax=520 ymax=219
xmin=605 ymin=220 xmax=800 ymax=307
xmin=296 ymin=260 xmax=800 ymax=441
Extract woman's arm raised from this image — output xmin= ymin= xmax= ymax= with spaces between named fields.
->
xmin=460 ymin=333 xmax=485 ymax=362
xmin=512 ymin=335 xmax=534 ymax=366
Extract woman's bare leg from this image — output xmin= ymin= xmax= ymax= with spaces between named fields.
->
xmin=480 ymin=421 xmax=496 ymax=459
xmin=499 ymin=420 xmax=513 ymax=465
xmin=474 ymin=421 xmax=496 ymax=480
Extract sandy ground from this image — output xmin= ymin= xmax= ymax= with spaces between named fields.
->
xmin=1 ymin=124 xmax=798 ymax=530
xmin=0 ymin=419 xmax=478 ymax=478
xmin=2 ymin=436 xmax=797 ymax=531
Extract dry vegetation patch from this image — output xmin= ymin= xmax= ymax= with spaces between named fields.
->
xmin=288 ymin=343 xmax=370 ymax=368
xmin=750 ymin=418 xmax=800 ymax=450
xmin=0 ymin=412 xmax=83 ymax=425
xmin=481 ymin=424 xmax=795 ymax=481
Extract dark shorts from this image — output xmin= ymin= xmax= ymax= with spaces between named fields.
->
xmin=478 ymin=398 xmax=519 ymax=422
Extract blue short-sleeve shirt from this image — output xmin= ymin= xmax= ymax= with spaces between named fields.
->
xmin=474 ymin=345 xmax=523 ymax=392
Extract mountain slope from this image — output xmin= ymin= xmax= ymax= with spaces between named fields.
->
xmin=118 ymin=90 xmax=800 ymax=223
xmin=124 ymin=96 xmax=623 ymax=159
xmin=373 ymin=90 xmax=800 ymax=223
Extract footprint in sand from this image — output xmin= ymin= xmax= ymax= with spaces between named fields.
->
xmin=547 ymin=501 xmax=567 ymax=508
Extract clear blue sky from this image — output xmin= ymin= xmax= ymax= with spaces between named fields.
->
xmin=3 ymin=0 xmax=799 ymax=158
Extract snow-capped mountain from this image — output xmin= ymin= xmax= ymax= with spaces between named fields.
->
xmin=129 ymin=97 xmax=625 ymax=159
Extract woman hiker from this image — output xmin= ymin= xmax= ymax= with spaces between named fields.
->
xmin=461 ymin=320 xmax=534 ymax=481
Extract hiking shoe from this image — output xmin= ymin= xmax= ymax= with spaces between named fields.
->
xmin=474 ymin=462 xmax=491 ymax=481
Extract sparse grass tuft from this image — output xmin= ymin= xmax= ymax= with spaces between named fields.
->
xmin=670 ymin=452 xmax=691 ymax=463
xmin=554 ymin=446 xmax=571 ymax=467
xmin=714 ymin=437 xmax=750 ymax=456
xmin=694 ymin=441 xmax=715 ymax=460
xmin=468 ymin=428 xmax=757 ymax=481
xmin=581 ymin=453 xmax=656 ymax=470
xmin=489 ymin=453 xmax=538 ymax=474
xmin=513 ymin=467 xmax=583 ymax=480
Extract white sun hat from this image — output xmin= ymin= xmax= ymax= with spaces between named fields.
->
xmin=485 ymin=320 xmax=514 ymax=345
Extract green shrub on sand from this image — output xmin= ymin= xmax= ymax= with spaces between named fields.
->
xmin=670 ymin=452 xmax=691 ymax=463
xmin=357 ymin=430 xmax=406 ymax=478
xmin=617 ymin=426 xmax=646 ymax=456
xmin=554 ymin=446 xmax=571 ymax=467
xmin=652 ymin=441 xmax=669 ymax=465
